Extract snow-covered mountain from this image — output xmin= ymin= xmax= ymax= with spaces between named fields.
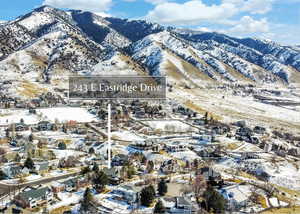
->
xmin=0 ymin=5 xmax=300 ymax=99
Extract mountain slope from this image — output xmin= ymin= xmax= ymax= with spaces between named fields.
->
xmin=0 ymin=5 xmax=299 ymax=100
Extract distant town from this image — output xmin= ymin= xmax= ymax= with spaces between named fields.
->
xmin=0 ymin=90 xmax=299 ymax=213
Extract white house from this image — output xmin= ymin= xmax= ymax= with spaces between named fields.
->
xmin=220 ymin=185 xmax=252 ymax=210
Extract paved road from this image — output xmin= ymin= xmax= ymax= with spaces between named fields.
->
xmin=0 ymin=171 xmax=79 ymax=196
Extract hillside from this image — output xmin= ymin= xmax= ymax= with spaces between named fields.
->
xmin=0 ymin=6 xmax=300 ymax=131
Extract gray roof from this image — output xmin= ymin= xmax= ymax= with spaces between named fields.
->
xmin=9 ymin=165 xmax=23 ymax=177
xmin=62 ymin=177 xmax=79 ymax=187
xmin=103 ymin=167 xmax=119 ymax=177
xmin=36 ymin=162 xmax=49 ymax=171
xmin=19 ymin=187 xmax=49 ymax=202
xmin=176 ymin=197 xmax=192 ymax=206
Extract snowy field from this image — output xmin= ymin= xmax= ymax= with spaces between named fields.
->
xmin=49 ymin=192 xmax=81 ymax=211
xmin=52 ymin=149 xmax=85 ymax=159
xmin=170 ymin=150 xmax=199 ymax=161
xmin=112 ymin=131 xmax=144 ymax=141
xmin=37 ymin=107 xmax=99 ymax=123
xmin=144 ymin=120 xmax=194 ymax=132
xmin=170 ymin=88 xmax=300 ymax=133
xmin=0 ymin=107 xmax=99 ymax=125
xmin=217 ymin=157 xmax=300 ymax=190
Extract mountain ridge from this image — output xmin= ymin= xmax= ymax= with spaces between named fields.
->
xmin=0 ymin=5 xmax=299 ymax=99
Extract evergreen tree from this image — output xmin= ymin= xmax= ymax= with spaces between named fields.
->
xmin=89 ymin=147 xmax=95 ymax=154
xmin=158 ymin=179 xmax=168 ymax=196
xmin=204 ymin=112 xmax=209 ymax=124
xmin=28 ymin=133 xmax=33 ymax=142
xmin=127 ymin=166 xmax=136 ymax=179
xmin=140 ymin=185 xmax=155 ymax=207
xmin=81 ymin=166 xmax=91 ymax=175
xmin=24 ymin=157 xmax=35 ymax=169
xmin=81 ymin=187 xmax=93 ymax=211
xmin=58 ymin=142 xmax=67 ymax=150
xmin=14 ymin=153 xmax=22 ymax=162
xmin=92 ymin=162 xmax=99 ymax=172
xmin=62 ymin=124 xmax=67 ymax=133
xmin=0 ymin=170 xmax=7 ymax=180
xmin=203 ymin=186 xmax=226 ymax=213
xmin=93 ymin=170 xmax=108 ymax=192
xmin=154 ymin=200 xmax=165 ymax=214
xmin=5 ymin=129 xmax=9 ymax=138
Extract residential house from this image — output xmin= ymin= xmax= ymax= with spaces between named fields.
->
xmin=62 ymin=177 xmax=89 ymax=192
xmin=212 ymin=125 xmax=230 ymax=135
xmin=112 ymin=154 xmax=128 ymax=166
xmin=75 ymin=127 xmax=87 ymax=135
xmin=165 ymin=142 xmax=187 ymax=152
xmin=37 ymin=121 xmax=53 ymax=131
xmin=103 ymin=167 xmax=123 ymax=185
xmin=15 ymin=101 xmax=27 ymax=109
xmin=161 ymin=197 xmax=199 ymax=214
xmin=51 ymin=181 xmax=65 ymax=193
xmin=196 ymin=135 xmax=212 ymax=144
xmin=14 ymin=186 xmax=53 ymax=208
xmin=134 ymin=109 xmax=146 ymax=118
xmin=194 ymin=147 xmax=215 ymax=159
xmin=199 ymin=167 xmax=221 ymax=182
xmin=2 ymin=164 xmax=29 ymax=179
xmin=160 ymin=159 xmax=181 ymax=174
xmin=233 ymin=120 xmax=246 ymax=128
xmin=114 ymin=185 xmax=139 ymax=204
xmin=241 ymin=152 xmax=260 ymax=160
xmin=236 ymin=127 xmax=253 ymax=137
xmin=253 ymin=126 xmax=266 ymax=135
xmin=34 ymin=161 xmax=49 ymax=174
xmin=15 ymin=123 xmax=29 ymax=132
xmin=288 ymin=148 xmax=300 ymax=157
xmin=220 ymin=185 xmax=251 ymax=211
xmin=30 ymin=99 xmax=42 ymax=108
xmin=130 ymin=139 xmax=158 ymax=151
xmin=193 ymin=119 xmax=206 ymax=126
xmin=264 ymin=143 xmax=273 ymax=152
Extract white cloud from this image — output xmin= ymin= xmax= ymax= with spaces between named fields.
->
xmin=145 ymin=0 xmax=170 ymax=5
xmin=126 ymin=0 xmax=169 ymax=4
xmin=242 ymin=0 xmax=274 ymax=14
xmin=222 ymin=0 xmax=274 ymax=14
xmin=226 ymin=16 xmax=270 ymax=34
xmin=145 ymin=0 xmax=238 ymax=25
xmin=43 ymin=0 xmax=113 ymax=13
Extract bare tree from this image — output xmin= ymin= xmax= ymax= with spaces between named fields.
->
xmin=193 ymin=174 xmax=207 ymax=198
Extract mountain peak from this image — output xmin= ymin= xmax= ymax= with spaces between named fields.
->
xmin=34 ymin=5 xmax=55 ymax=12
xmin=0 ymin=5 xmax=299 ymax=89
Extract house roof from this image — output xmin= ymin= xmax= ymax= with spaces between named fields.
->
xmin=4 ymin=165 xmax=23 ymax=176
xmin=19 ymin=187 xmax=49 ymax=202
xmin=103 ymin=167 xmax=119 ymax=177
xmin=118 ymin=185 xmax=139 ymax=194
xmin=161 ymin=197 xmax=176 ymax=208
xmin=62 ymin=177 xmax=79 ymax=187
xmin=35 ymin=162 xmax=49 ymax=171
xmin=199 ymin=167 xmax=221 ymax=179
xmin=176 ymin=197 xmax=192 ymax=206
xmin=220 ymin=185 xmax=251 ymax=204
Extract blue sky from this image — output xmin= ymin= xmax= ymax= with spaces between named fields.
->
xmin=0 ymin=0 xmax=299 ymax=45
